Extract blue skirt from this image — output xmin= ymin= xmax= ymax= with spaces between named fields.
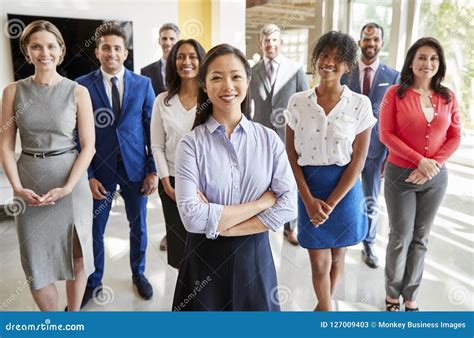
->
xmin=297 ymin=165 xmax=368 ymax=249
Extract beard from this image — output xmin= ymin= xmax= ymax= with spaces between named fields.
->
xmin=361 ymin=47 xmax=379 ymax=60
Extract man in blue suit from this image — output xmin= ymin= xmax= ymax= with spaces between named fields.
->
xmin=77 ymin=23 xmax=157 ymax=306
xmin=342 ymin=23 xmax=399 ymax=268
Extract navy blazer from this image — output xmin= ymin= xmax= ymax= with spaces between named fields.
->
xmin=141 ymin=60 xmax=166 ymax=96
xmin=342 ymin=63 xmax=400 ymax=158
xmin=76 ymin=69 xmax=157 ymax=184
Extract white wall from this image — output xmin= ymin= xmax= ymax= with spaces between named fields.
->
xmin=212 ymin=0 xmax=246 ymax=53
xmin=0 ymin=0 xmax=179 ymax=89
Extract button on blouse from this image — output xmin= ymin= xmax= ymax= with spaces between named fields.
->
xmin=284 ymin=86 xmax=376 ymax=166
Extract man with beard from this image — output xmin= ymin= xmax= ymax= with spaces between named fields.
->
xmin=249 ymin=23 xmax=308 ymax=246
xmin=342 ymin=23 xmax=399 ymax=268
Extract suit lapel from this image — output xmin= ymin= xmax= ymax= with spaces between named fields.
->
xmin=93 ymin=69 xmax=112 ymax=109
xmin=256 ymin=60 xmax=271 ymax=93
xmin=369 ymin=64 xmax=384 ymax=99
xmin=273 ymin=56 xmax=291 ymax=97
xmin=352 ymin=65 xmax=362 ymax=93
xmin=121 ymin=69 xmax=134 ymax=121
xmin=157 ymin=60 xmax=165 ymax=88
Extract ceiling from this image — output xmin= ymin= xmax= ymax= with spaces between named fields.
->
xmin=246 ymin=0 xmax=317 ymax=34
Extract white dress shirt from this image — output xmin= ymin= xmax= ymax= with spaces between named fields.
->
xmin=160 ymin=58 xmax=167 ymax=87
xmin=358 ymin=58 xmax=380 ymax=90
xmin=284 ymin=86 xmax=376 ymax=166
xmin=151 ymin=92 xmax=196 ymax=178
xmin=100 ymin=66 xmax=125 ymax=106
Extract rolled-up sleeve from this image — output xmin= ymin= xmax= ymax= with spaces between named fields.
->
xmin=174 ymin=135 xmax=224 ymax=239
xmin=257 ymin=132 xmax=297 ymax=231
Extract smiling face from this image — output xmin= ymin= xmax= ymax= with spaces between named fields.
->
xmin=159 ymin=29 xmax=178 ymax=60
xmin=204 ymin=54 xmax=249 ymax=116
xmin=358 ymin=26 xmax=383 ymax=63
xmin=95 ymin=34 xmax=128 ymax=74
xmin=175 ymin=43 xmax=199 ymax=80
xmin=315 ymin=48 xmax=348 ymax=82
xmin=260 ymin=31 xmax=282 ymax=60
xmin=26 ymin=31 xmax=64 ymax=71
xmin=411 ymin=45 xmax=440 ymax=82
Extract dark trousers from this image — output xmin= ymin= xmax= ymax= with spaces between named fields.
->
xmin=87 ymin=161 xmax=148 ymax=288
xmin=384 ymin=163 xmax=448 ymax=301
xmin=361 ymin=155 xmax=386 ymax=246
xmin=158 ymin=177 xmax=187 ymax=268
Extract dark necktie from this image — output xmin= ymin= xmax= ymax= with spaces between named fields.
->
xmin=363 ymin=67 xmax=372 ymax=96
xmin=111 ymin=76 xmax=121 ymax=124
xmin=267 ymin=60 xmax=274 ymax=85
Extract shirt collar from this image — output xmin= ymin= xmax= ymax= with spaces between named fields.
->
xmin=307 ymin=85 xmax=351 ymax=100
xmin=264 ymin=53 xmax=282 ymax=66
xmin=205 ymin=114 xmax=249 ymax=134
xmin=358 ymin=58 xmax=380 ymax=73
xmin=100 ymin=66 xmax=125 ymax=82
xmin=160 ymin=58 xmax=167 ymax=67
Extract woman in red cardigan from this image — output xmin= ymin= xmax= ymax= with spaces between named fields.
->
xmin=380 ymin=37 xmax=461 ymax=312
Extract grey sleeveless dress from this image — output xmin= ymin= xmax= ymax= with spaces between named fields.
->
xmin=14 ymin=77 xmax=94 ymax=290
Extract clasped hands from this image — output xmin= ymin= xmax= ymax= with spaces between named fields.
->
xmin=305 ymin=197 xmax=333 ymax=227
xmin=14 ymin=186 xmax=71 ymax=207
xmin=406 ymin=158 xmax=441 ymax=185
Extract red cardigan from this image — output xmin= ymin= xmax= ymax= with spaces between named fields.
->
xmin=380 ymin=85 xmax=461 ymax=168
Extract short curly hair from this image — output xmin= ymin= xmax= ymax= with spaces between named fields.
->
xmin=311 ymin=31 xmax=358 ymax=74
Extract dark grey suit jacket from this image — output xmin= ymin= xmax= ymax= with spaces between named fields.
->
xmin=249 ymin=55 xmax=309 ymax=141
xmin=140 ymin=60 xmax=166 ymax=96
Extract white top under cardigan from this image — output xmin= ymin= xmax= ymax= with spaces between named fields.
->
xmin=151 ymin=92 xmax=197 ymax=179
xmin=284 ymin=85 xmax=376 ymax=167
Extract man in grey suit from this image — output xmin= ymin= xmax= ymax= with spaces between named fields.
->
xmin=342 ymin=23 xmax=400 ymax=268
xmin=249 ymin=24 xmax=309 ymax=245
xmin=141 ymin=23 xmax=180 ymax=251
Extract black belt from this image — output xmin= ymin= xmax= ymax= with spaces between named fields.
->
xmin=22 ymin=148 xmax=76 ymax=159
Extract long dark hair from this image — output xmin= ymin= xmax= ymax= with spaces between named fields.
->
xmin=192 ymin=43 xmax=252 ymax=129
xmin=397 ymin=37 xmax=451 ymax=102
xmin=164 ymin=39 xmax=206 ymax=106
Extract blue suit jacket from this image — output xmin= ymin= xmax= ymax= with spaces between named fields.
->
xmin=76 ymin=69 xmax=156 ymax=184
xmin=342 ymin=63 xmax=400 ymax=159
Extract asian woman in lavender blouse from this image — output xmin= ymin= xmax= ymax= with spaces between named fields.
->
xmin=172 ymin=44 xmax=297 ymax=311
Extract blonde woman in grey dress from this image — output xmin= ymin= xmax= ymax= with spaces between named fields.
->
xmin=1 ymin=21 xmax=95 ymax=311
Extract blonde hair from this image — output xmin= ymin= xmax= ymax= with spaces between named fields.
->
xmin=19 ymin=20 xmax=66 ymax=64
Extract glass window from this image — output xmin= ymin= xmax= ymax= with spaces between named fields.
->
xmin=418 ymin=0 xmax=473 ymax=129
xmin=281 ymin=29 xmax=309 ymax=72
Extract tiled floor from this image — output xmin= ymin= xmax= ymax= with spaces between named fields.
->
xmin=0 ymin=161 xmax=472 ymax=312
